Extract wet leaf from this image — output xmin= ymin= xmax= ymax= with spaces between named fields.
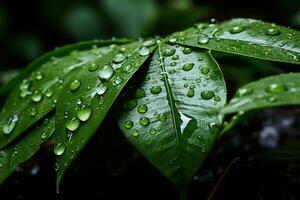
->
xmin=117 ymin=43 xmax=226 ymax=196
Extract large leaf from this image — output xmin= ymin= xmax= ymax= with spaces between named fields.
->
xmin=0 ymin=39 xmax=131 ymax=97
xmin=169 ymin=18 xmax=300 ymax=64
xmin=222 ymin=73 xmax=300 ymax=114
xmin=54 ymin=40 xmax=158 ymax=190
xmin=0 ymin=116 xmax=55 ymax=183
xmin=0 ymin=39 xmax=131 ymax=149
xmin=117 ymin=43 xmax=226 ymax=197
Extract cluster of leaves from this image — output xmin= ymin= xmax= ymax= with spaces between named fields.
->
xmin=0 ymin=18 xmax=299 ymax=199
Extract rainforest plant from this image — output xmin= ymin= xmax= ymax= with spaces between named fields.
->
xmin=0 ymin=18 xmax=299 ymax=199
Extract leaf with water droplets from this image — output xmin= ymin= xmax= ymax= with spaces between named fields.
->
xmin=117 ymin=43 xmax=226 ymax=197
xmin=222 ymin=73 xmax=300 ymax=114
xmin=0 ymin=117 xmax=55 ymax=183
xmin=54 ymin=41 xmax=157 ymax=191
xmin=169 ymin=18 xmax=300 ymax=64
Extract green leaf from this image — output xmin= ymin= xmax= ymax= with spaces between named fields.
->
xmin=0 ymin=39 xmax=132 ymax=97
xmin=222 ymin=73 xmax=300 ymax=114
xmin=117 ymin=43 xmax=226 ymax=197
xmin=0 ymin=39 xmax=131 ymax=149
xmin=0 ymin=116 xmax=55 ymax=183
xmin=169 ymin=18 xmax=300 ymax=64
xmin=54 ymin=40 xmax=157 ymax=190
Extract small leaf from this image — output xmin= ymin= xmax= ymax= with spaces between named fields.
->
xmin=222 ymin=73 xmax=300 ymax=114
xmin=0 ymin=117 xmax=55 ymax=183
xmin=0 ymin=39 xmax=131 ymax=149
xmin=169 ymin=18 xmax=300 ymax=64
xmin=54 ymin=40 xmax=157 ymax=191
xmin=117 ymin=43 xmax=226 ymax=196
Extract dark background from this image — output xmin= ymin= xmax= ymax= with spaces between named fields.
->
xmin=1 ymin=0 xmax=300 ymax=199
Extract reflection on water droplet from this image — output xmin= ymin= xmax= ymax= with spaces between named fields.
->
xmin=163 ymin=49 xmax=176 ymax=57
xmin=41 ymin=132 xmax=47 ymax=140
xmin=172 ymin=55 xmax=179 ymax=60
xmin=267 ymin=96 xmax=277 ymax=102
xmin=113 ymin=76 xmax=124 ymax=86
xmin=96 ymin=84 xmax=108 ymax=96
xmin=139 ymin=117 xmax=150 ymax=126
xmin=31 ymin=91 xmax=43 ymax=102
xmin=201 ymin=90 xmax=215 ymax=100
xmin=149 ymin=128 xmax=157 ymax=135
xmin=113 ymin=53 xmax=127 ymax=63
xmin=122 ymin=64 xmax=133 ymax=74
xmin=88 ymin=63 xmax=99 ymax=72
xmin=170 ymin=61 xmax=177 ymax=67
xmin=182 ymin=63 xmax=194 ymax=71
xmin=237 ymin=88 xmax=253 ymax=97
xmin=201 ymin=67 xmax=210 ymax=74
xmin=45 ymin=89 xmax=54 ymax=98
xmin=150 ymin=86 xmax=162 ymax=94
xmin=70 ymin=80 xmax=81 ymax=91
xmin=19 ymin=79 xmax=31 ymax=90
xmin=132 ymin=130 xmax=140 ymax=137
xmin=77 ymin=105 xmax=92 ymax=122
xmin=54 ymin=143 xmax=66 ymax=156
xmin=137 ymin=104 xmax=148 ymax=114
xmin=230 ymin=26 xmax=244 ymax=34
xmin=139 ymin=46 xmax=150 ymax=56
xmin=198 ymin=34 xmax=209 ymax=44
xmin=143 ymin=39 xmax=156 ymax=47
xmin=182 ymin=47 xmax=192 ymax=54
xmin=66 ymin=117 xmax=80 ymax=131
xmin=30 ymin=108 xmax=38 ymax=117
xmin=124 ymin=120 xmax=134 ymax=129
xmin=157 ymin=113 xmax=167 ymax=122
xmin=265 ymin=83 xmax=286 ymax=94
xmin=99 ymin=64 xmax=114 ymax=80
xmin=265 ymin=27 xmax=281 ymax=36
xmin=214 ymin=95 xmax=221 ymax=102
xmin=187 ymin=89 xmax=195 ymax=97
xmin=2 ymin=115 xmax=19 ymax=135
xmin=35 ymin=72 xmax=43 ymax=80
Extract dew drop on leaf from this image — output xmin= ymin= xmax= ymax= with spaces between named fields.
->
xmin=230 ymin=26 xmax=244 ymax=34
xmin=265 ymin=83 xmax=286 ymax=94
xmin=265 ymin=27 xmax=281 ymax=36
xmin=157 ymin=113 xmax=167 ymax=122
xmin=182 ymin=63 xmax=195 ymax=71
xmin=2 ymin=115 xmax=19 ymax=135
xmin=30 ymin=108 xmax=38 ymax=117
xmin=19 ymin=79 xmax=31 ymax=90
xmin=31 ymin=91 xmax=43 ymax=102
xmin=45 ymin=89 xmax=54 ymax=98
xmin=54 ymin=143 xmax=67 ymax=156
xmin=182 ymin=47 xmax=192 ymax=54
xmin=35 ymin=72 xmax=43 ymax=80
xmin=113 ymin=53 xmax=127 ymax=63
xmin=143 ymin=39 xmax=156 ymax=47
xmin=237 ymin=88 xmax=253 ymax=97
xmin=149 ymin=128 xmax=157 ymax=135
xmin=41 ymin=132 xmax=48 ymax=140
xmin=139 ymin=117 xmax=150 ymax=126
xmin=172 ymin=55 xmax=179 ymax=60
xmin=214 ymin=95 xmax=221 ymax=102
xmin=70 ymin=80 xmax=81 ymax=91
xmin=201 ymin=90 xmax=215 ymax=100
xmin=77 ymin=105 xmax=92 ymax=122
xmin=96 ymin=84 xmax=108 ymax=96
xmin=196 ymin=78 xmax=201 ymax=83
xmin=122 ymin=64 xmax=133 ymax=74
xmin=187 ymin=89 xmax=195 ymax=97
xmin=132 ymin=130 xmax=140 ymax=137
xmin=150 ymin=86 xmax=162 ymax=94
xmin=162 ymin=49 xmax=176 ymax=57
xmin=139 ymin=46 xmax=150 ymax=56
xmin=88 ymin=63 xmax=99 ymax=72
xmin=113 ymin=76 xmax=124 ymax=86
xmin=124 ymin=120 xmax=134 ymax=129
xmin=198 ymin=34 xmax=210 ymax=44
xmin=200 ymin=67 xmax=210 ymax=74
xmin=137 ymin=104 xmax=148 ymax=114
xmin=66 ymin=117 xmax=80 ymax=131
xmin=169 ymin=69 xmax=176 ymax=74
xmin=267 ymin=96 xmax=277 ymax=102
xmin=170 ymin=61 xmax=177 ymax=67
xmin=99 ymin=64 xmax=114 ymax=80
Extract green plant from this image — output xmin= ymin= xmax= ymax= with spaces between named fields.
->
xmin=0 ymin=18 xmax=299 ymax=199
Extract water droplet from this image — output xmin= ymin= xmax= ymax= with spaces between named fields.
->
xmin=200 ymin=67 xmax=210 ymax=74
xmin=230 ymin=26 xmax=244 ymax=34
xmin=237 ymin=88 xmax=253 ymax=97
xmin=124 ymin=120 xmax=134 ymax=129
xmin=122 ymin=64 xmax=133 ymax=74
xmin=182 ymin=63 xmax=194 ymax=71
xmin=132 ymin=130 xmax=140 ymax=137
xmin=198 ymin=34 xmax=209 ymax=44
xmin=31 ymin=91 xmax=43 ymax=102
xmin=267 ymin=96 xmax=277 ymax=102
xmin=35 ymin=72 xmax=43 ymax=80
xmin=214 ymin=95 xmax=221 ymax=102
xmin=265 ymin=27 xmax=281 ymax=36
xmin=196 ymin=23 xmax=209 ymax=29
xmin=139 ymin=117 xmax=150 ymax=126
xmin=45 ymin=89 xmax=54 ymax=98
xmin=162 ymin=49 xmax=176 ymax=57
xmin=169 ymin=38 xmax=177 ymax=43
xmin=143 ymin=39 xmax=156 ymax=47
xmin=66 ymin=117 xmax=80 ymax=131
xmin=182 ymin=47 xmax=192 ymax=54
xmin=99 ymin=64 xmax=114 ymax=80
xmin=2 ymin=115 xmax=19 ymax=135
xmin=113 ymin=76 xmax=124 ymax=86
xmin=41 ymin=132 xmax=47 ymax=140
xmin=54 ymin=143 xmax=66 ymax=156
xmin=113 ymin=53 xmax=127 ymax=63
xmin=145 ymin=75 xmax=150 ymax=81
xmin=19 ymin=79 xmax=31 ymax=90
xmin=70 ymin=80 xmax=81 ymax=91
xmin=187 ymin=89 xmax=195 ymax=97
xmin=157 ymin=113 xmax=167 ymax=122
xmin=30 ymin=108 xmax=37 ymax=116
xmin=150 ymin=86 xmax=162 ymax=94
xmin=196 ymin=78 xmax=201 ymax=83
xmin=134 ymin=88 xmax=146 ymax=98
xmin=170 ymin=61 xmax=177 ymax=67
xmin=172 ymin=55 xmax=179 ymax=60
xmin=265 ymin=83 xmax=286 ymax=94
xmin=201 ymin=90 xmax=215 ymax=100
xmin=137 ymin=104 xmax=148 ymax=114
xmin=96 ymin=84 xmax=108 ymax=96
xmin=149 ymin=128 xmax=157 ymax=135
xmin=77 ymin=105 xmax=92 ymax=122
xmin=139 ymin=46 xmax=150 ymax=56
xmin=88 ymin=63 xmax=99 ymax=71
xmin=169 ymin=69 xmax=176 ymax=74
